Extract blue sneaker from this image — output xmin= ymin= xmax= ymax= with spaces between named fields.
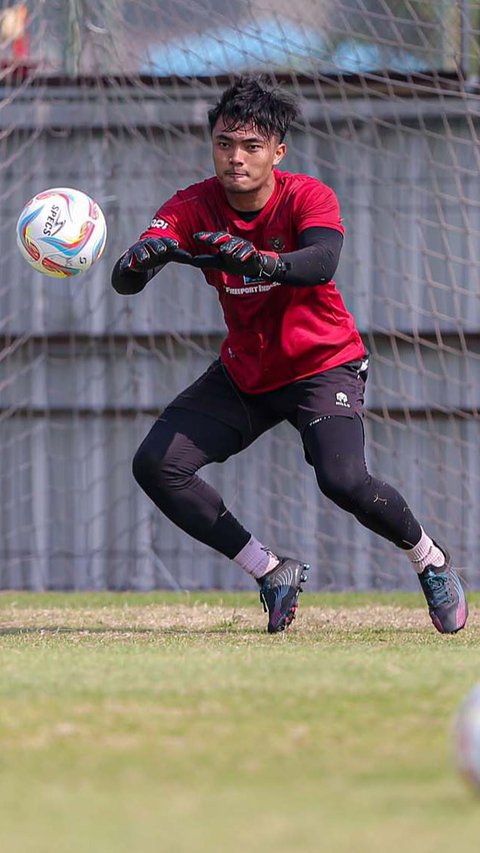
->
xmin=258 ymin=557 xmax=309 ymax=633
xmin=417 ymin=544 xmax=468 ymax=634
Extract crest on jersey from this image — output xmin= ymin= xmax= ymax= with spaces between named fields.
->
xmin=268 ymin=236 xmax=286 ymax=252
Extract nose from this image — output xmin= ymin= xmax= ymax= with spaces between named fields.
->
xmin=228 ymin=146 xmax=243 ymax=164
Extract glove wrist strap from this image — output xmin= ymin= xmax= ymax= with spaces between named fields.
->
xmin=258 ymin=252 xmax=286 ymax=281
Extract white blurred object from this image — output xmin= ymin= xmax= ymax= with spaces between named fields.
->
xmin=454 ymin=685 xmax=480 ymax=791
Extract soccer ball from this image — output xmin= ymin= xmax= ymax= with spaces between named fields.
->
xmin=16 ymin=186 xmax=107 ymax=278
xmin=453 ymin=684 xmax=480 ymax=791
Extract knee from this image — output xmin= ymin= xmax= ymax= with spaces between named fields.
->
xmin=317 ymin=466 xmax=370 ymax=509
xmin=132 ymin=433 xmax=175 ymax=493
xmin=132 ymin=440 xmax=160 ymax=490
xmin=132 ymin=419 xmax=198 ymax=497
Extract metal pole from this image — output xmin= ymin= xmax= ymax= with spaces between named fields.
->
xmin=459 ymin=0 xmax=471 ymax=77
xmin=64 ymin=0 xmax=82 ymax=76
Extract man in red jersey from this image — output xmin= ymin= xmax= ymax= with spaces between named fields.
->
xmin=112 ymin=76 xmax=467 ymax=635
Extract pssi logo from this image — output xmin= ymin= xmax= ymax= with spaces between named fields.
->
xmin=150 ymin=217 xmax=169 ymax=230
xmin=268 ymin=235 xmax=286 ymax=252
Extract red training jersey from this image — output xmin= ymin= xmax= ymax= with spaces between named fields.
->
xmin=140 ymin=170 xmax=365 ymax=394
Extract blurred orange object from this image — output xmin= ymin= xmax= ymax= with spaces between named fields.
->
xmin=0 ymin=4 xmax=29 ymax=60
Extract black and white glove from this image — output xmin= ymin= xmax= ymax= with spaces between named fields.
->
xmin=119 ymin=237 xmax=193 ymax=273
xmin=193 ymin=231 xmax=286 ymax=279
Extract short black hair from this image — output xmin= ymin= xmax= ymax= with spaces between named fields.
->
xmin=208 ymin=75 xmax=299 ymax=142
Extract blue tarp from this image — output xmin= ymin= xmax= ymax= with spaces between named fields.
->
xmin=333 ymin=39 xmax=427 ymax=73
xmin=142 ymin=19 xmax=427 ymax=77
xmin=142 ymin=19 xmax=327 ymax=76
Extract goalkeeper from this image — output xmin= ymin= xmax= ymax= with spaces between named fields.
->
xmin=111 ymin=75 xmax=467 ymax=635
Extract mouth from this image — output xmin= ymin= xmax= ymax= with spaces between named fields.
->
xmin=225 ymin=171 xmax=248 ymax=177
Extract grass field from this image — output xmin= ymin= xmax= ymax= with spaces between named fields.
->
xmin=0 ymin=590 xmax=480 ymax=853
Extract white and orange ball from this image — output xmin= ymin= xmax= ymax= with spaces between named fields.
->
xmin=16 ymin=186 xmax=107 ymax=278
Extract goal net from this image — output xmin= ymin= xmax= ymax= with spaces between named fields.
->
xmin=1 ymin=0 xmax=480 ymax=591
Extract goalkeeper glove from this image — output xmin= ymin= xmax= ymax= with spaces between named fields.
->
xmin=119 ymin=237 xmax=193 ymax=273
xmin=193 ymin=232 xmax=286 ymax=279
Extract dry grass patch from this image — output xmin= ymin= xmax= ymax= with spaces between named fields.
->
xmin=0 ymin=599 xmax=478 ymax=637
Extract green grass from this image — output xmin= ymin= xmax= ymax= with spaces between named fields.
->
xmin=0 ymin=591 xmax=479 ymax=853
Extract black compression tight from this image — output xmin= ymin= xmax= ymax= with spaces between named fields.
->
xmin=132 ymin=409 xmax=422 ymax=558
xmin=302 ymin=414 xmax=421 ymax=549
xmin=132 ymin=409 xmax=252 ymax=559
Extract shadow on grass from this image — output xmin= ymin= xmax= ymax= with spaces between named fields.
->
xmin=0 ymin=625 xmax=265 ymax=637
xmin=0 ymin=624 xmax=443 ymax=645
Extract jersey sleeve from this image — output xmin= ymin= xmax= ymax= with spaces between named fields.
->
xmin=139 ymin=192 xmax=196 ymax=251
xmin=293 ymin=179 xmax=345 ymax=236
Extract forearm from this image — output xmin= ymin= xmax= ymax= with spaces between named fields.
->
xmin=111 ymin=259 xmax=158 ymax=295
xmin=277 ymin=228 xmax=343 ymax=287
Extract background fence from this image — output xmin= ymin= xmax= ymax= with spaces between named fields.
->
xmin=1 ymin=1 xmax=480 ymax=591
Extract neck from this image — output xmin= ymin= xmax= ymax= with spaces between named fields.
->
xmin=224 ymin=174 xmax=276 ymax=212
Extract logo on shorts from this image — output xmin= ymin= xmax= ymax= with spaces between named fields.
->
xmin=335 ymin=391 xmax=350 ymax=408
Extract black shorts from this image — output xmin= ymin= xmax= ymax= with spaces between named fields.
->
xmin=165 ymin=357 xmax=369 ymax=453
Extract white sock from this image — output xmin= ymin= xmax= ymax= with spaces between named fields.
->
xmin=406 ymin=529 xmax=446 ymax=573
xmin=233 ymin=536 xmax=280 ymax=579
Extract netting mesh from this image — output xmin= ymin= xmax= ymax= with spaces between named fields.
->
xmin=4 ymin=1 xmax=468 ymax=76
xmin=1 ymin=0 xmax=480 ymax=590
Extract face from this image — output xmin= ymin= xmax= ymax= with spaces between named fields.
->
xmin=211 ymin=116 xmax=286 ymax=207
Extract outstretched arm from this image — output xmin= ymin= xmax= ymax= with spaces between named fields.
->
xmin=193 ymin=226 xmax=343 ymax=286
xmin=111 ymin=259 xmax=151 ymax=295
xmin=111 ymin=236 xmax=194 ymax=295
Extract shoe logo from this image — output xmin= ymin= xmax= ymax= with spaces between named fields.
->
xmin=335 ymin=391 xmax=350 ymax=408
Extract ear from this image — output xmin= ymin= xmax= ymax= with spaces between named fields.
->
xmin=273 ymin=142 xmax=287 ymax=166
